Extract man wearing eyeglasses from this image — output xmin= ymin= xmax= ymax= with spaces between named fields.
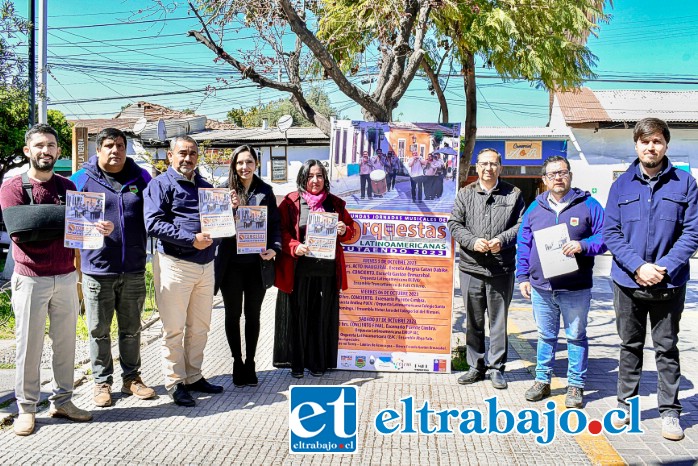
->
xmin=516 ymin=156 xmax=606 ymax=409
xmin=603 ymin=118 xmax=698 ymax=441
xmin=448 ymin=148 xmax=525 ymax=389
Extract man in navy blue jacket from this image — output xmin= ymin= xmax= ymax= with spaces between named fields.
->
xmin=71 ymin=128 xmax=156 ymax=407
xmin=604 ymin=118 xmax=698 ymax=441
xmin=516 ymin=156 xmax=606 ymax=409
xmin=144 ymin=135 xmax=223 ymax=407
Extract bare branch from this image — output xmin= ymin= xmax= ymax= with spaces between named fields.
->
xmin=421 ymin=59 xmax=448 ymax=123
xmin=278 ymin=0 xmax=386 ymax=118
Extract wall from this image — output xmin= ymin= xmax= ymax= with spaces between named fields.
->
xmin=566 ymin=127 xmax=697 ymax=207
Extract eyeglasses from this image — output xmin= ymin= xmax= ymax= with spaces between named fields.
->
xmin=477 ymin=162 xmax=500 ymax=168
xmin=544 ymin=170 xmax=570 ymax=180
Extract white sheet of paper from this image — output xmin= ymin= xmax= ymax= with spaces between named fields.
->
xmin=533 ymin=223 xmax=579 ymax=279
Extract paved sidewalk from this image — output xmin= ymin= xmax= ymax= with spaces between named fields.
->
xmin=1 ymin=258 xmax=698 ymax=464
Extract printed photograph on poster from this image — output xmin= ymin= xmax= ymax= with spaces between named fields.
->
xmin=305 ymin=212 xmax=338 ymax=259
xmin=64 ymin=190 xmax=105 ymax=249
xmin=329 ymin=121 xmax=461 ymax=214
xmin=330 ymin=120 xmax=459 ymax=374
xmin=236 ymin=205 xmax=267 ymax=254
xmin=533 ymin=223 xmax=579 ymax=278
xmin=198 ymin=188 xmax=236 ymax=238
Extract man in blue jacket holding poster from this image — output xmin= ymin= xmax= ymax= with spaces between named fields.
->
xmin=516 ymin=156 xmax=606 ymax=409
xmin=71 ymin=128 xmax=156 ymax=408
xmin=604 ymin=118 xmax=698 ymax=441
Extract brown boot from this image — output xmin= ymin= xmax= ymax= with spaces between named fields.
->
xmin=93 ymin=383 xmax=112 ymax=407
xmin=121 ymin=376 xmax=156 ymax=400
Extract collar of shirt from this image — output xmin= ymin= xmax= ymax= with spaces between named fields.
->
xmin=478 ymin=179 xmax=498 ymax=194
xmin=547 ymin=190 xmax=573 ymax=214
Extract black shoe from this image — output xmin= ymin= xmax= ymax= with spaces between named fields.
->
xmin=291 ymin=370 xmax=304 ymax=379
xmin=185 ymin=377 xmax=224 ymax=394
xmin=170 ymin=383 xmax=195 ymax=407
xmin=232 ymin=360 xmax=246 ymax=387
xmin=246 ymin=360 xmax=258 ymax=387
xmin=309 ymin=370 xmax=324 ymax=377
xmin=490 ymin=370 xmax=508 ymax=389
xmin=457 ymin=368 xmax=485 ymax=385
xmin=525 ymin=381 xmax=551 ymax=402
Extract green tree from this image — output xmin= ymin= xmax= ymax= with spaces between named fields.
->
xmin=0 ymin=87 xmax=73 ymax=181
xmin=1 ymin=0 xmax=27 ymax=89
xmin=431 ymin=0 xmax=611 ymax=185
xmin=226 ymin=87 xmax=340 ymax=128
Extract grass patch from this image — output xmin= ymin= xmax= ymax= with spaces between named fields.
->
xmin=451 ymin=345 xmax=469 ymax=371
xmin=0 ymin=362 xmax=15 ymax=369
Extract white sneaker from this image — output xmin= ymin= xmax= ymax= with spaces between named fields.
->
xmin=662 ymin=416 xmax=684 ymax=441
xmin=13 ymin=413 xmax=35 ymax=436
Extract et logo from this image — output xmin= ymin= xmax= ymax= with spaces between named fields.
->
xmin=289 ymin=386 xmax=358 ymax=454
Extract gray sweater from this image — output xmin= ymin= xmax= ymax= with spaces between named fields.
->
xmin=448 ymin=179 xmax=525 ymax=276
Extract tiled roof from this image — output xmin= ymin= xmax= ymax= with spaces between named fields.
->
xmin=555 ymin=88 xmax=611 ymax=124
xmin=69 ymin=118 xmax=139 ymax=135
xmin=477 ymin=127 xmax=569 ymax=139
xmin=594 ymin=90 xmax=698 ymax=123
xmin=555 ymin=88 xmax=698 ymax=124
xmin=190 ymin=126 xmax=329 ymax=144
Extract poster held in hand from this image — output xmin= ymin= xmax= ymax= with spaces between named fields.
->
xmin=198 ymin=188 xmax=236 ymax=238
xmin=236 ymin=205 xmax=267 ymax=254
xmin=306 ymin=212 xmax=338 ymax=259
xmin=533 ymin=223 xmax=579 ymax=278
xmin=64 ymin=191 xmax=105 ymax=249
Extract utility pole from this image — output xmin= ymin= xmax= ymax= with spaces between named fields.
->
xmin=38 ymin=0 xmax=48 ymax=123
xmin=28 ymin=0 xmax=35 ymax=127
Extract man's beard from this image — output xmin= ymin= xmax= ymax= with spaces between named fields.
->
xmin=30 ymin=155 xmax=56 ymax=172
xmin=641 ymin=159 xmax=662 ymax=169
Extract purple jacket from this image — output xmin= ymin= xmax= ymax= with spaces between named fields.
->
xmin=516 ymin=188 xmax=606 ymax=291
xmin=71 ymin=156 xmax=152 ymax=276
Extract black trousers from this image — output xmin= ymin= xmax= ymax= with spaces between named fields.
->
xmin=221 ymin=260 xmax=267 ymax=364
xmin=410 ymin=176 xmax=424 ymax=201
xmin=360 ymin=174 xmax=373 ymax=199
xmin=613 ymin=283 xmax=685 ymax=415
xmin=460 ymin=271 xmax=514 ymax=372
xmin=387 ymin=173 xmax=397 ymax=191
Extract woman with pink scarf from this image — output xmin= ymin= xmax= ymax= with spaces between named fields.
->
xmin=272 ymin=160 xmax=355 ymax=378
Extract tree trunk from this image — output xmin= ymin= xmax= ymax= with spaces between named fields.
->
xmin=459 ymin=52 xmax=476 ymax=188
xmin=421 ymin=60 xmax=449 ymax=123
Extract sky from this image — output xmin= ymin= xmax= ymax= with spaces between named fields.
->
xmin=10 ymin=0 xmax=698 ymax=128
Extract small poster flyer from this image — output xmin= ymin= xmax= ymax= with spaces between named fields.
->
xmin=533 ymin=223 xmax=579 ymax=278
xmin=236 ymin=205 xmax=267 ymax=254
xmin=198 ymin=188 xmax=236 ymax=238
xmin=306 ymin=212 xmax=338 ymax=259
xmin=64 ymin=191 xmax=105 ymax=250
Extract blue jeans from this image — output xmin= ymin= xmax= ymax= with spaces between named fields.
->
xmin=83 ymin=272 xmax=146 ymax=385
xmin=531 ymin=287 xmax=591 ymax=388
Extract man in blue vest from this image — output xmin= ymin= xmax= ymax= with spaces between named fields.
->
xmin=71 ymin=128 xmax=156 ymax=407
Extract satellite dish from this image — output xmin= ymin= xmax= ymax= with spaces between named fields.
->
xmin=133 ymin=117 xmax=147 ymax=135
xmin=277 ymin=114 xmax=293 ymax=132
xmin=156 ymin=119 xmax=167 ymax=141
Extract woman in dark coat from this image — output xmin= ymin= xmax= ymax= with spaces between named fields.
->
xmin=215 ymin=145 xmax=281 ymax=387
xmin=273 ymin=159 xmax=355 ymax=378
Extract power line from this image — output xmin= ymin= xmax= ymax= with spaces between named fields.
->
xmin=48 ymin=16 xmax=194 ymax=31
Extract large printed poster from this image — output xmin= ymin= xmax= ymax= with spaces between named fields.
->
xmin=330 ymin=121 xmax=460 ymax=373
